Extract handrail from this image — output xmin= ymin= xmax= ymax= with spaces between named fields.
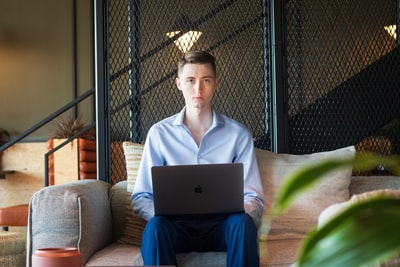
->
xmin=0 ymin=87 xmax=95 ymax=152
xmin=0 ymin=87 xmax=95 ymax=185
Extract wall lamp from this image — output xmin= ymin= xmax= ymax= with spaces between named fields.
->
xmin=166 ymin=14 xmax=202 ymax=53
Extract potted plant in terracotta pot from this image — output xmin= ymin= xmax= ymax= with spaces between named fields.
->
xmin=46 ymin=115 xmax=96 ymax=185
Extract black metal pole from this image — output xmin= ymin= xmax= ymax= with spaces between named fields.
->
xmin=129 ymin=0 xmax=142 ymax=143
xmin=270 ymin=0 xmax=288 ymax=153
xmin=72 ymin=0 xmax=78 ymax=118
xmin=94 ymin=0 xmax=110 ymax=182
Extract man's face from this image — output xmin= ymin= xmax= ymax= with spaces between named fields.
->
xmin=176 ymin=63 xmax=219 ymax=110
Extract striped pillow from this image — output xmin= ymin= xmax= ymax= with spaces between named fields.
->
xmin=117 ymin=142 xmax=147 ymax=246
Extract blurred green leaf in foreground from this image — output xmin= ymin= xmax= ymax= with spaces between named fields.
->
xmin=261 ymin=152 xmax=400 ymax=267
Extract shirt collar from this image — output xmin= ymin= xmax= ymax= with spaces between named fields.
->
xmin=173 ymin=107 xmax=225 ymax=128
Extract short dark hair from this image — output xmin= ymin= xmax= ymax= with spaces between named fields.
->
xmin=178 ymin=50 xmax=217 ymax=76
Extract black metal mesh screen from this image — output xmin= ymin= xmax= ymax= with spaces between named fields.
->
xmin=285 ymin=0 xmax=400 ymax=174
xmin=107 ymin=0 xmax=272 ymax=183
xmin=104 ymin=0 xmax=400 ymax=183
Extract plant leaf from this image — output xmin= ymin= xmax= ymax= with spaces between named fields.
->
xmin=297 ymin=196 xmax=400 ymax=267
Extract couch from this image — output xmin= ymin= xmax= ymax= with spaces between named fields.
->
xmin=26 ymin=145 xmax=400 ymax=266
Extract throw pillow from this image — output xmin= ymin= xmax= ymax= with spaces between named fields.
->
xmin=256 ymin=145 xmax=356 ymax=240
xmin=117 ymin=142 xmax=147 ymax=246
xmin=123 ymin=142 xmax=144 ymax=192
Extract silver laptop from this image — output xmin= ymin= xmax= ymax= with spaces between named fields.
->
xmin=151 ymin=163 xmax=244 ymax=218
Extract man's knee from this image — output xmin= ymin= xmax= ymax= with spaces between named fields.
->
xmin=229 ymin=213 xmax=255 ymax=226
xmin=143 ymin=216 xmax=173 ymax=237
xmin=146 ymin=216 xmax=164 ymax=227
xmin=225 ymin=213 xmax=257 ymax=236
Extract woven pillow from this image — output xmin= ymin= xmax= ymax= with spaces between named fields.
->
xmin=256 ymin=145 xmax=356 ymax=240
xmin=117 ymin=142 xmax=147 ymax=246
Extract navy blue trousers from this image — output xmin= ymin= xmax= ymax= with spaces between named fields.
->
xmin=141 ymin=213 xmax=259 ymax=267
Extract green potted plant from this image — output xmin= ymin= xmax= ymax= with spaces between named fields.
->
xmin=49 ymin=115 xmax=95 ymax=141
xmin=261 ymin=153 xmax=400 ymax=267
xmin=46 ymin=115 xmax=96 ymax=185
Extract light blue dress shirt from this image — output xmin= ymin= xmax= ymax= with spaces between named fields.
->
xmin=131 ymin=108 xmax=264 ymax=227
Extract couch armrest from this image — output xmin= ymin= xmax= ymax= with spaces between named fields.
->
xmin=350 ymin=176 xmax=400 ymax=196
xmin=26 ymin=180 xmax=112 ymax=266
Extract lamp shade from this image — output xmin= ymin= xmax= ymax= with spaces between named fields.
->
xmin=166 ymin=15 xmax=202 ymax=53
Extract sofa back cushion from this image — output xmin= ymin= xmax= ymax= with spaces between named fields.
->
xmin=256 ymin=146 xmax=356 ymax=240
xmin=117 ymin=142 xmax=147 ymax=246
xmin=119 ymin=142 xmax=356 ymax=245
xmin=110 ymin=180 xmax=129 ymax=241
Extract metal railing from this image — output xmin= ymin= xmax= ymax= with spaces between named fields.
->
xmin=43 ymin=122 xmax=95 ymax=186
xmin=0 ymin=87 xmax=95 ymax=186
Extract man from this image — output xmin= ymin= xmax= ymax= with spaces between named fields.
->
xmin=131 ymin=50 xmax=264 ymax=266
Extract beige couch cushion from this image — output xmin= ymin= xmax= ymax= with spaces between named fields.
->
xmin=256 ymin=146 xmax=356 ymax=240
xmin=117 ymin=142 xmax=146 ymax=246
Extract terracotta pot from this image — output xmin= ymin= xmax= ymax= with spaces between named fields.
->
xmin=46 ymin=138 xmax=97 ymax=184
xmin=32 ymin=247 xmax=81 ymax=267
